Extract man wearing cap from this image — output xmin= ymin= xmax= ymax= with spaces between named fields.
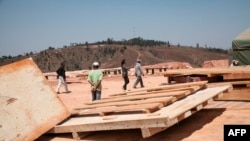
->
xmin=87 ymin=62 xmax=103 ymax=101
xmin=133 ymin=58 xmax=144 ymax=88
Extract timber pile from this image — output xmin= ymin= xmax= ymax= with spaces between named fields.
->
xmin=162 ymin=65 xmax=250 ymax=101
xmin=163 ymin=65 xmax=250 ymax=82
xmin=48 ymin=81 xmax=232 ymax=140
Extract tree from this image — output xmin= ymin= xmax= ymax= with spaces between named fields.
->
xmin=196 ymin=43 xmax=199 ymax=48
xmin=85 ymin=41 xmax=89 ymax=47
xmin=167 ymin=41 xmax=170 ymax=47
xmin=107 ymin=38 xmax=113 ymax=44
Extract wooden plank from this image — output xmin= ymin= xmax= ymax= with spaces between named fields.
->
xmin=72 ymin=131 xmax=93 ymax=140
xmin=156 ymin=85 xmax=232 ymax=119
xmin=73 ymin=97 xmax=176 ymax=111
xmin=85 ymin=90 xmax=190 ymax=105
xmin=215 ymin=88 xmax=250 ymax=101
xmin=109 ymin=85 xmax=204 ymax=98
xmin=73 ymin=103 xmax=163 ymax=116
xmin=109 ymin=85 xmax=203 ymax=97
xmin=141 ymin=127 xmax=167 ymax=138
xmin=0 ymin=58 xmax=70 ymax=141
xmin=208 ymin=80 xmax=250 ymax=101
xmin=163 ymin=66 xmax=250 ymax=77
xmin=109 ymin=81 xmax=208 ymax=97
xmin=147 ymin=85 xmax=202 ymax=92
xmin=208 ymin=80 xmax=250 ymax=86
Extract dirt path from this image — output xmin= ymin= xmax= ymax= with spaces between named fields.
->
xmin=128 ymin=47 xmax=143 ymax=59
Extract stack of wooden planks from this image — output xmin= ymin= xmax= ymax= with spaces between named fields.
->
xmin=71 ymin=81 xmax=207 ymax=117
xmin=162 ymin=65 xmax=250 ymax=101
xmin=48 ymin=81 xmax=232 ymax=140
xmin=163 ymin=65 xmax=250 ymax=83
xmin=163 ymin=65 xmax=250 ymax=78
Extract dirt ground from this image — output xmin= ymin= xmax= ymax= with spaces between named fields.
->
xmin=49 ymin=74 xmax=168 ymax=111
xmin=37 ymin=70 xmax=250 ymax=141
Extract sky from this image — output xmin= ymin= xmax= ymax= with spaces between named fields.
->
xmin=0 ymin=0 xmax=250 ymax=57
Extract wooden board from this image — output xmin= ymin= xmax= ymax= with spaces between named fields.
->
xmin=0 ymin=58 xmax=70 ymax=141
xmin=208 ymin=80 xmax=250 ymax=101
xmin=215 ymin=88 xmax=250 ymax=101
xmin=163 ymin=65 xmax=250 ymax=77
xmin=48 ymin=84 xmax=232 ymax=139
xmin=86 ymin=90 xmax=190 ymax=105
xmin=73 ymin=97 xmax=176 ymax=110
xmin=109 ymin=85 xmax=203 ymax=98
xmin=73 ymin=103 xmax=163 ymax=116
xmin=109 ymin=81 xmax=208 ymax=97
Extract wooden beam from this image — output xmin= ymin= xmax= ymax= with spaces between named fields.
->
xmin=108 ymin=81 xmax=208 ymax=97
xmin=72 ymin=131 xmax=93 ymax=141
xmin=73 ymin=97 xmax=176 ymax=111
xmin=163 ymin=66 xmax=250 ymax=77
xmin=85 ymin=90 xmax=190 ymax=105
xmin=141 ymin=127 xmax=167 ymax=138
xmin=72 ymin=103 xmax=163 ymax=116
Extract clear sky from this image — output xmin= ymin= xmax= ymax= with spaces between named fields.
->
xmin=0 ymin=0 xmax=250 ymax=57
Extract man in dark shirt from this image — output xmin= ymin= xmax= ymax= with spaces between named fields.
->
xmin=121 ymin=59 xmax=130 ymax=91
xmin=56 ymin=62 xmax=70 ymax=94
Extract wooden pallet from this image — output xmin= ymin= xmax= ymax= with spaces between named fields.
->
xmin=48 ymin=82 xmax=232 ymax=140
xmin=72 ymin=91 xmax=188 ymax=116
xmin=73 ymin=97 xmax=175 ymax=111
xmin=108 ymin=81 xmax=208 ymax=97
xmin=207 ymin=80 xmax=250 ymax=101
xmin=163 ymin=65 xmax=250 ymax=77
xmin=72 ymin=81 xmax=207 ymax=117
xmin=163 ymin=66 xmax=250 ymax=83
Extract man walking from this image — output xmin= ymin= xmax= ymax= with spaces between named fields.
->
xmin=121 ymin=59 xmax=130 ymax=92
xmin=56 ymin=62 xmax=70 ymax=94
xmin=133 ymin=58 xmax=144 ymax=88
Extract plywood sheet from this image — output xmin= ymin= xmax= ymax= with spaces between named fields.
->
xmin=0 ymin=58 xmax=70 ymax=141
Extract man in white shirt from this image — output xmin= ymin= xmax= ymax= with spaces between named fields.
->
xmin=133 ymin=58 xmax=144 ymax=88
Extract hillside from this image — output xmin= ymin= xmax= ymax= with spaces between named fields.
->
xmin=0 ymin=44 xmax=229 ymax=72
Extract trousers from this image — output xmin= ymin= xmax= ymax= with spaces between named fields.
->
xmin=91 ymin=90 xmax=101 ymax=101
xmin=56 ymin=76 xmax=69 ymax=92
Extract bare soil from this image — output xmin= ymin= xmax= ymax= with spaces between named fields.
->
xmin=50 ymin=74 xmax=168 ymax=111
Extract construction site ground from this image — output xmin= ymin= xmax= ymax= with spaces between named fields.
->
xmin=37 ymin=74 xmax=250 ymax=141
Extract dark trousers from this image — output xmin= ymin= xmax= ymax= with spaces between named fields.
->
xmin=123 ymin=75 xmax=129 ymax=90
xmin=91 ymin=90 xmax=101 ymax=101
xmin=134 ymin=76 xmax=144 ymax=88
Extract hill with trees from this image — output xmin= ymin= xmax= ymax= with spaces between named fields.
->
xmin=0 ymin=37 xmax=229 ymax=72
